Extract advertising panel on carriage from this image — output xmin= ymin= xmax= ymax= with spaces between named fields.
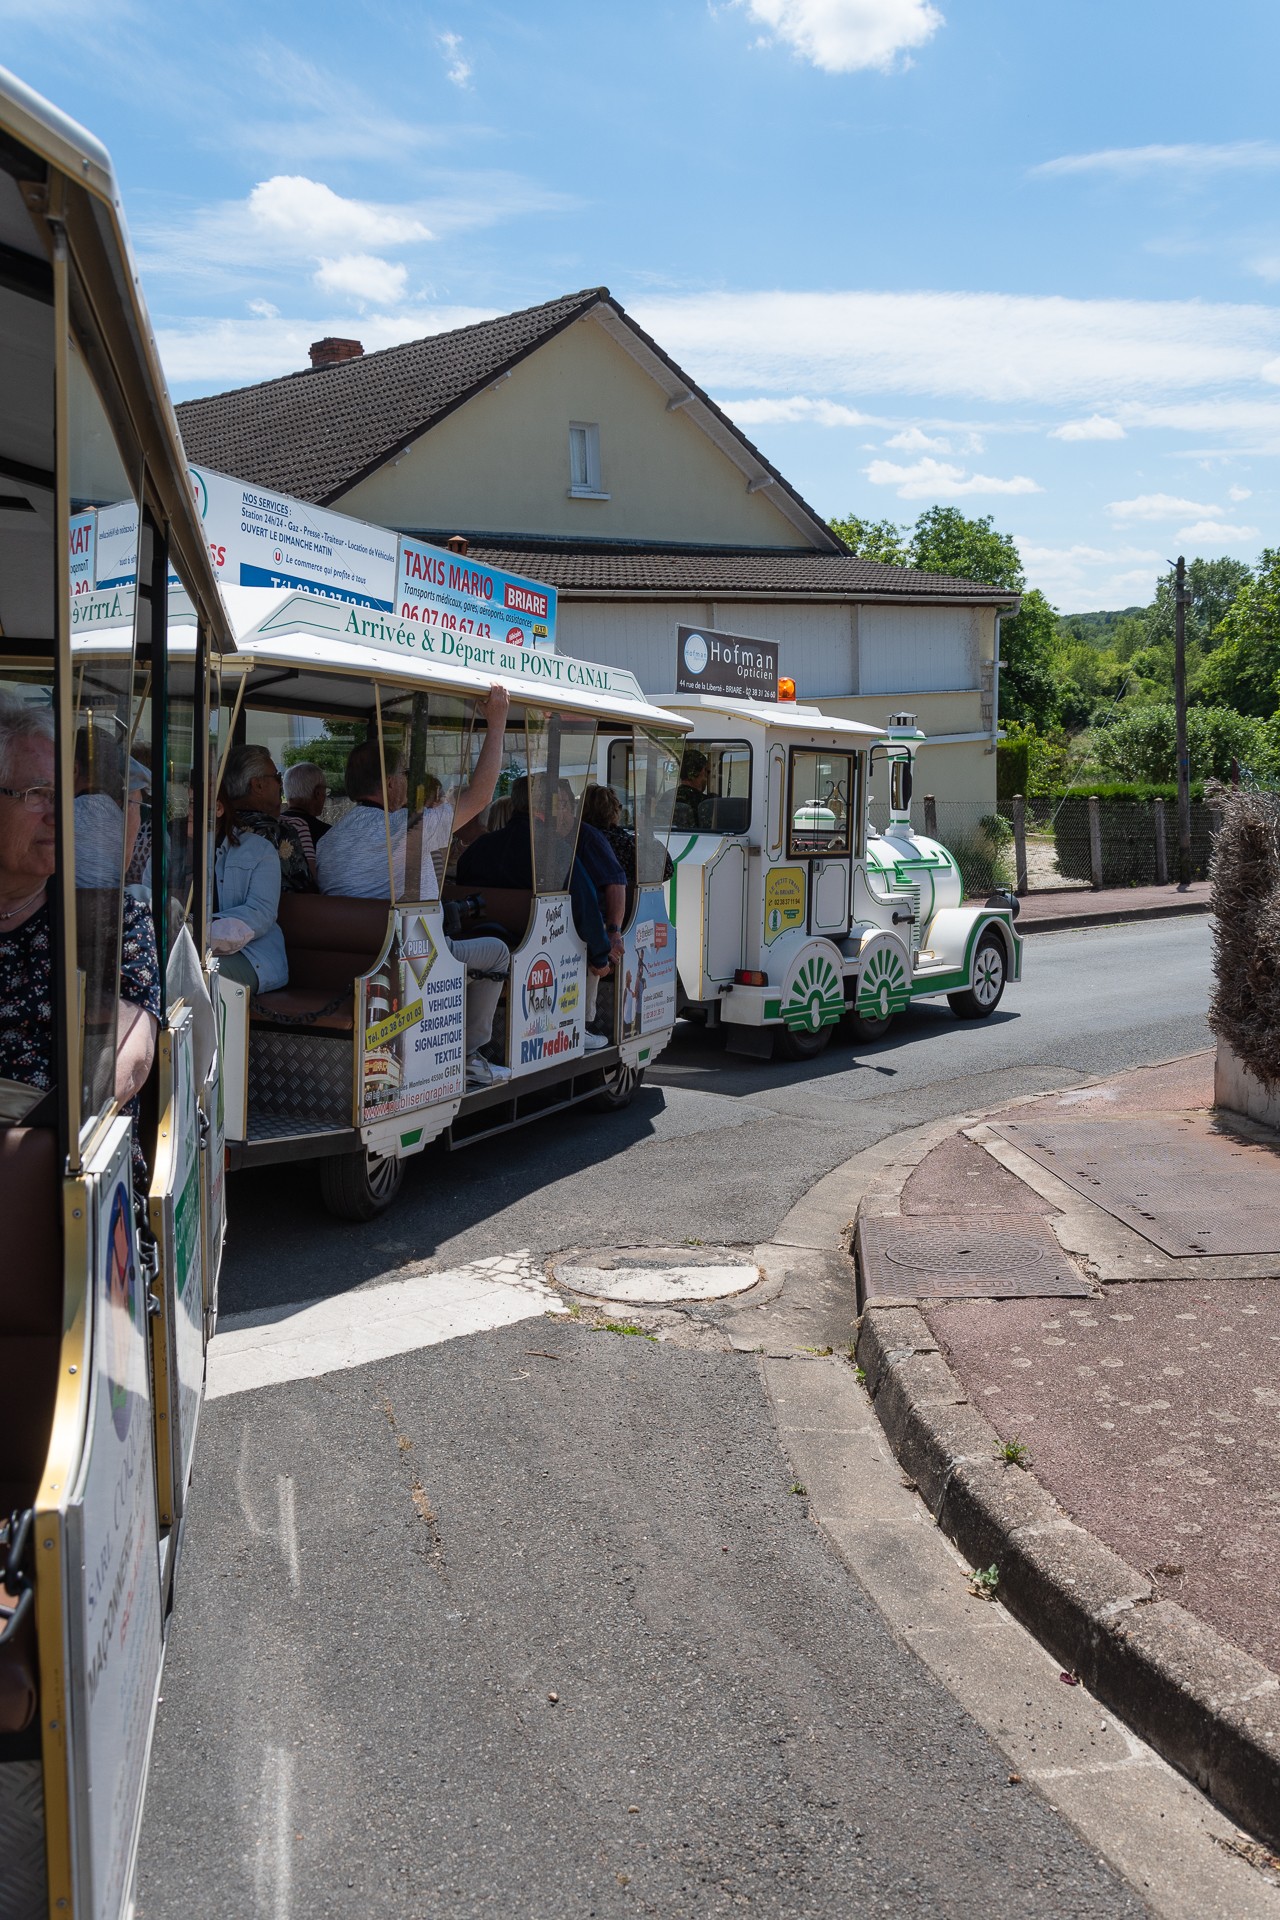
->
xmin=189 ymin=464 xmax=399 ymax=609
xmin=511 ymin=896 xmax=585 ymax=1075
xmin=359 ymin=907 xmax=468 ymax=1120
xmin=620 ymin=888 xmax=677 ymax=1040
xmin=165 ymin=1012 xmax=205 ymax=1494
xmin=397 ymin=536 xmax=557 ymax=651
xmin=66 ymin=1119 xmax=163 ymax=1920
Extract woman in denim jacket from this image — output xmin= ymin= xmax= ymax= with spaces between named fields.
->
xmin=213 ymin=795 xmax=288 ymax=993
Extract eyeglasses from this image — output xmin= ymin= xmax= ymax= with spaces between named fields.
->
xmin=0 ymin=784 xmax=55 ymax=811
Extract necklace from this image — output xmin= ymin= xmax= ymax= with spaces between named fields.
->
xmin=0 ymin=885 xmax=46 ymax=924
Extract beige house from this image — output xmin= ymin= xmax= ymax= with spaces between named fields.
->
xmin=177 ymin=289 xmax=1016 ymax=805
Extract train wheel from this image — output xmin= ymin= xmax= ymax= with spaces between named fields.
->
xmin=776 ymin=1021 xmax=833 ymax=1061
xmin=319 ymin=1147 xmax=405 ymax=1221
xmin=590 ymin=1061 xmax=643 ymax=1111
xmin=846 ymin=1009 xmax=894 ymax=1042
xmin=947 ymin=930 xmax=1007 ymax=1020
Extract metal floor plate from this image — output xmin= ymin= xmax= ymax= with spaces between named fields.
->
xmin=993 ymin=1112 xmax=1280 ymax=1257
xmin=856 ymin=1212 xmax=1089 ymax=1304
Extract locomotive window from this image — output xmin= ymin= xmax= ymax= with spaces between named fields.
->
xmin=671 ymin=740 xmax=751 ymax=835
xmin=787 ymin=749 xmax=854 ymax=857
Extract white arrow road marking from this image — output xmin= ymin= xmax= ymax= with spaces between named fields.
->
xmin=207 ymin=1252 xmax=563 ymax=1399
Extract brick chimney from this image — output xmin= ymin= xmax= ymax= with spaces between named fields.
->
xmin=309 ymin=337 xmax=364 ymax=371
xmin=446 ymin=534 xmax=470 ymax=555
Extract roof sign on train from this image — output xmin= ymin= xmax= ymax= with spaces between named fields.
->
xmin=188 ymin=465 xmax=559 ymax=650
xmin=244 ymin=590 xmax=637 ymax=701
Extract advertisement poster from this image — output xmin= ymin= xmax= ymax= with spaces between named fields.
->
xmin=676 ymin=623 xmax=778 ymax=699
xmin=360 ymin=906 xmax=467 ymax=1119
xmin=764 ymin=866 xmax=807 ymax=944
xmin=510 ymin=895 xmax=585 ymax=1075
xmin=621 ymin=886 xmax=677 ymax=1039
xmin=168 ymin=1015 xmax=204 ymax=1493
xmin=396 ymin=535 xmax=557 ymax=650
xmin=190 ymin=464 xmax=399 ymax=609
xmin=72 ymin=1121 xmax=162 ymax=1920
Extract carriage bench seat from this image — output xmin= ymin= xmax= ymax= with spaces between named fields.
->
xmin=0 ymin=1125 xmax=61 ymax=1733
xmin=250 ymin=895 xmax=393 ymax=1034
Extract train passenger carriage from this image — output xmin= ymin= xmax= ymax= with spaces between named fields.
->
xmin=0 ymin=67 xmax=231 ymax=1919
xmin=212 ymin=587 xmax=689 ymax=1220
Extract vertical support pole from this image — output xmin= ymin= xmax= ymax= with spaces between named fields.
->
xmin=923 ymin=792 xmax=938 ymax=841
xmin=1174 ymin=554 xmax=1192 ymax=886
xmin=1088 ymin=795 xmax=1103 ymax=890
xmin=1012 ymin=794 xmax=1028 ymax=897
xmin=1154 ymin=798 xmax=1168 ymax=885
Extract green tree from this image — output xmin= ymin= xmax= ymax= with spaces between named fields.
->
xmin=828 ymin=513 xmax=911 ymax=566
xmin=1093 ymin=703 xmax=1278 ymax=784
xmin=1145 ymin=555 xmax=1253 ymax=654
xmin=999 ymin=588 xmax=1060 ymax=730
xmin=908 ymin=506 xmax=1023 ymax=591
xmin=1197 ymin=549 xmax=1280 ymax=719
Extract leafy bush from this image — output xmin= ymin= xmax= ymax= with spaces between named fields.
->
xmin=996 ymin=736 xmax=1030 ymax=803
xmin=1093 ymin=703 xmax=1278 ymax=785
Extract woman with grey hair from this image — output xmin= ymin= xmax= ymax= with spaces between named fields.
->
xmin=213 ymin=754 xmax=289 ymax=994
xmin=0 ymin=696 xmax=160 ymax=1178
xmin=222 ymin=742 xmax=314 ymax=894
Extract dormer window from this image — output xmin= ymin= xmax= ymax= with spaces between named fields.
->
xmin=568 ymin=421 xmax=608 ymax=499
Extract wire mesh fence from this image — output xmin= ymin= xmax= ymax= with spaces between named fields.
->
xmin=868 ymin=799 xmax=1015 ymax=898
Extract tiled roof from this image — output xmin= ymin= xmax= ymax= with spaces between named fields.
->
xmin=175 ymin=289 xmax=605 ymax=503
xmin=462 ymin=542 xmax=1017 ymax=601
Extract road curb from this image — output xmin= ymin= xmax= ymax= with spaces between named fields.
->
xmin=1017 ymin=896 xmax=1212 ymax=935
xmin=852 ymin=1158 xmax=1280 ymax=1853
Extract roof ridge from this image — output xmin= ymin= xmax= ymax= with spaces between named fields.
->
xmin=177 ymin=285 xmax=609 ymax=412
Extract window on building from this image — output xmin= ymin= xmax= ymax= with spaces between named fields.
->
xmin=568 ymin=421 xmax=606 ymax=498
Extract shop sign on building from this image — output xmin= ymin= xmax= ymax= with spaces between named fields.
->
xmin=675 ymin=625 xmax=778 ymax=700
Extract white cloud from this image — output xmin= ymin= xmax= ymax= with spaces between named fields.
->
xmin=1227 ymin=484 xmax=1252 ymax=502
xmin=158 ymin=306 xmax=498 ymax=389
xmin=723 ymin=395 xmax=871 ymax=427
xmin=630 ymin=288 xmax=1280 ymax=407
xmin=1107 ymin=492 xmax=1219 ymax=521
xmin=438 ymin=29 xmax=472 ymax=87
xmin=313 ymin=254 xmax=409 ymax=307
xmin=1175 ymin=519 xmax=1259 ymax=544
xmin=864 ymin=455 xmax=1040 ymax=500
xmin=248 ymin=298 xmax=279 ymax=320
xmin=1015 ymin=540 xmax=1164 ymax=614
xmin=884 ymin=425 xmax=951 ymax=451
xmin=1049 ymin=413 xmax=1126 ymax=442
xmin=247 ymin=176 xmax=432 ymax=251
xmin=737 ymin=0 xmax=943 ymax=74
xmin=1032 ymin=141 xmax=1280 ymax=179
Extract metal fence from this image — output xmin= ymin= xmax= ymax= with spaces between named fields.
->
xmin=868 ymin=798 xmax=1016 ymax=898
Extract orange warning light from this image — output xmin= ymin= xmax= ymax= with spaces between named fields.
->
xmin=777 ymin=677 xmax=796 ymax=701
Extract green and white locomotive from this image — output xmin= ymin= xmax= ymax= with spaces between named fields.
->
xmin=651 ymin=693 xmax=1021 ymax=1059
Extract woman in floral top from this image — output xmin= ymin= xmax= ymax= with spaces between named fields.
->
xmin=0 ymin=699 xmax=160 ymax=1186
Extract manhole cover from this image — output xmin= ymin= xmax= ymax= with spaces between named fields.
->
xmin=857 ymin=1212 xmax=1089 ymax=1303
xmin=883 ymin=1229 xmax=1048 ymax=1276
xmin=552 ymin=1247 xmax=759 ymax=1305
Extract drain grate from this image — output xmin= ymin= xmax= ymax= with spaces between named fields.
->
xmin=857 ymin=1212 xmax=1089 ymax=1304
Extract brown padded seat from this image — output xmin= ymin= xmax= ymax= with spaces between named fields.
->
xmin=251 ymin=895 xmax=392 ymax=1032
xmin=441 ymin=883 xmax=533 ymax=946
xmin=0 ymin=1125 xmax=61 ymax=1733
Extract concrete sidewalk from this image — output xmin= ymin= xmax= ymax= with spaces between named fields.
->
xmin=853 ymin=1051 xmax=1280 ymax=1852
xmin=1012 ymin=881 xmax=1212 ymax=934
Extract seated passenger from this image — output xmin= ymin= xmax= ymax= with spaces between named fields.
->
xmin=318 ymin=686 xmax=513 ymax=1089
xmin=281 ymin=760 xmax=330 ymax=878
xmin=223 ymin=744 xmax=315 ymax=894
xmin=581 ymin=782 xmax=674 ymax=887
xmin=212 ymin=790 xmax=288 ymax=994
xmin=0 ymin=697 xmax=159 ymax=1182
xmin=672 ymin=748 xmax=713 ymax=831
xmin=552 ymin=780 xmax=624 ymax=1044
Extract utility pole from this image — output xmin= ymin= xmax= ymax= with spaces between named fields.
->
xmin=1173 ymin=555 xmax=1191 ymax=886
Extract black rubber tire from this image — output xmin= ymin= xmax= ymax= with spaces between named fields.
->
xmin=947 ymin=929 xmax=1007 ymax=1020
xmin=846 ymin=1009 xmax=894 ymax=1042
xmin=775 ymin=1022 xmax=833 ymax=1061
xmin=318 ymin=1147 xmax=406 ymax=1222
xmin=589 ymin=1062 xmax=644 ymax=1112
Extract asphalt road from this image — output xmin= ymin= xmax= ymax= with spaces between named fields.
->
xmin=220 ymin=917 xmax=1213 ymax=1313
xmin=136 ymin=921 xmax=1210 ymax=1916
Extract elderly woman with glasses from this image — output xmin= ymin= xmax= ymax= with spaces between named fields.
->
xmin=0 ymin=696 xmax=160 ymax=1165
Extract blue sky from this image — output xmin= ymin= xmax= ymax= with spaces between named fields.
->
xmin=4 ymin=0 xmax=1280 ymax=609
